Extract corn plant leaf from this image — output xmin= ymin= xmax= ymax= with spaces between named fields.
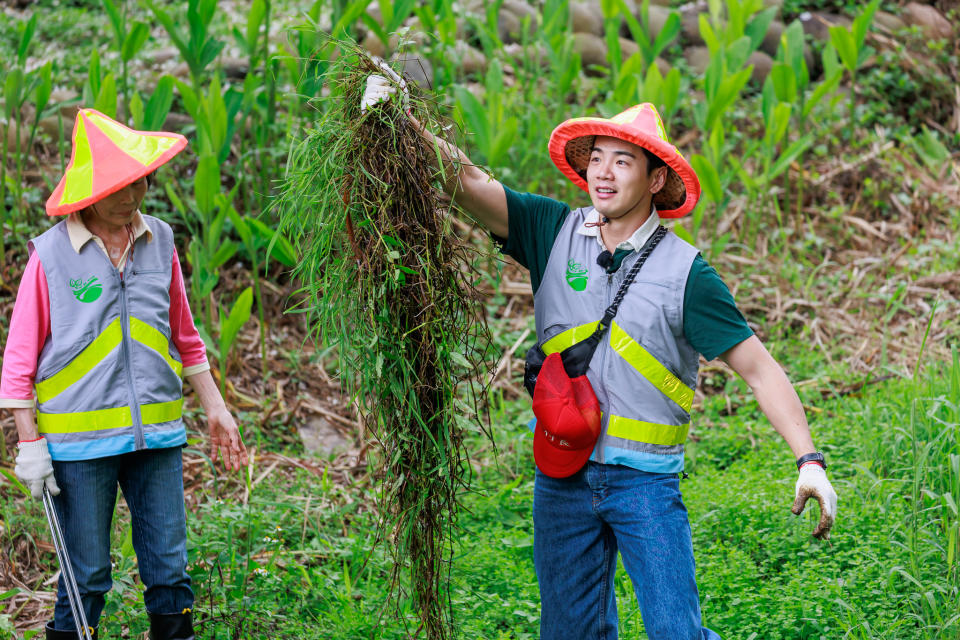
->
xmin=651 ymin=12 xmax=681 ymax=60
xmin=360 ymin=13 xmax=388 ymax=46
xmin=744 ymin=7 xmax=778 ymax=53
xmin=768 ymin=133 xmax=813 ymax=180
xmin=249 ymin=218 xmax=298 ymax=268
xmin=16 ymin=13 xmax=37 ymax=67
xmin=0 ymin=468 xmax=30 ymax=498
xmin=852 ymin=0 xmax=882 ymax=50
xmin=210 ymin=239 xmax=238 ymax=270
xmin=220 ymin=286 xmax=253 ymax=357
xmin=690 ymin=154 xmax=722 ymax=204
xmin=829 ymin=26 xmax=857 ymax=73
xmin=725 ymin=35 xmax=753 ymax=72
xmin=706 ymin=66 xmax=751 ymax=132
xmin=699 ymin=14 xmax=720 ymax=55
xmin=453 ymin=87 xmax=491 ymax=163
xmin=4 ymin=70 xmax=23 ymax=120
xmin=121 ymin=22 xmax=151 ymax=63
xmin=770 ymin=63 xmax=797 ymax=104
xmin=782 ymin=20 xmax=809 ymax=91
xmin=94 ymin=73 xmax=118 ymax=118
xmin=144 ymin=76 xmax=175 ymax=131
xmin=194 ymin=154 xmax=220 ymax=217
xmin=245 ymin=0 xmax=267 ymax=55
xmin=146 ymin=2 xmax=191 ymax=69
xmin=33 ymin=62 xmax=52 ymax=114
xmin=802 ymin=67 xmax=842 ymax=119
xmin=100 ymin=0 xmax=123 ymax=45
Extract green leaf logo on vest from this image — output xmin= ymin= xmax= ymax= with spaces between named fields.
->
xmin=69 ymin=276 xmax=102 ymax=303
xmin=565 ymin=260 xmax=588 ymax=291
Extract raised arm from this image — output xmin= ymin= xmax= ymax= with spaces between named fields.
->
xmin=361 ymin=72 xmax=509 ymax=238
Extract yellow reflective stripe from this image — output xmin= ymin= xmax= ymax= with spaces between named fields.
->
xmin=61 ymin=117 xmax=95 ymax=205
xmin=130 ymin=318 xmax=183 ymax=377
xmin=607 ymin=415 xmax=690 ymax=446
xmin=542 ymin=321 xmax=600 ymax=355
xmin=38 ymin=406 xmax=132 ymax=433
xmin=35 ymin=319 xmax=123 ymax=404
xmin=141 ymin=398 xmax=183 ymax=424
xmin=609 ymin=322 xmax=694 ymax=411
xmin=86 ymin=111 xmax=178 ymax=167
xmin=37 ymin=399 xmax=183 ymax=434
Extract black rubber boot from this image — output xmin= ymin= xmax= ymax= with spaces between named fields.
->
xmin=148 ymin=610 xmax=195 ymax=640
xmin=45 ymin=621 xmax=98 ymax=639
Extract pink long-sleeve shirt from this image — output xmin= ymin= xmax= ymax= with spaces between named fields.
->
xmin=1 ymin=224 xmax=208 ymax=407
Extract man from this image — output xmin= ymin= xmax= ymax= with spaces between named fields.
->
xmin=362 ymin=73 xmax=837 ymax=639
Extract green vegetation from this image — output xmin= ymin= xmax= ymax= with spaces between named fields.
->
xmin=0 ymin=0 xmax=957 ymax=638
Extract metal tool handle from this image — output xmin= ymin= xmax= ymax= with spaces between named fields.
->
xmin=42 ymin=486 xmax=94 ymax=640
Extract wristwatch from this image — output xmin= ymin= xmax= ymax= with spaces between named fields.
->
xmin=795 ymin=452 xmax=826 ymax=471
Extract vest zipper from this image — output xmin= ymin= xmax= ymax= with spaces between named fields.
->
xmin=118 ymin=268 xmax=146 ymax=449
xmin=593 ymin=271 xmax=616 ymax=464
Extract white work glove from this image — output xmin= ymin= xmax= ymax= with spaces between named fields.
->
xmin=359 ymin=57 xmax=408 ymax=114
xmin=791 ymin=463 xmax=837 ymax=539
xmin=15 ymin=438 xmax=60 ymax=500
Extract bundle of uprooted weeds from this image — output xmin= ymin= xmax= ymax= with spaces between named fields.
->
xmin=276 ymin=46 xmax=493 ymax=639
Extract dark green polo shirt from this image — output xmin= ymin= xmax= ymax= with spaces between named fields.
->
xmin=494 ymin=186 xmax=754 ymax=361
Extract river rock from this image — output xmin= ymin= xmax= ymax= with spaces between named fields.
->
xmin=748 ymin=50 xmax=774 ymax=85
xmin=1 ymin=122 xmax=30 ymax=150
xmin=298 ymin=417 xmax=349 ymax=457
xmin=392 ymin=53 xmax=433 ymax=88
xmin=455 ymin=41 xmax=487 ymax=75
xmin=761 ymin=19 xmax=783 ymax=57
xmin=684 ymin=45 xmax=710 ymax=74
xmin=361 ymin=30 xmax=387 ymax=58
xmin=143 ymin=47 xmax=179 ymax=67
xmin=619 ymin=36 xmax=639 ymax=61
xmin=873 ymin=10 xmax=906 ymax=34
xmin=572 ymin=1 xmax=604 ymax=35
xmin=163 ymin=112 xmax=193 ymax=131
xmin=221 ymin=56 xmax=248 ymax=80
xmin=574 ymin=32 xmax=609 ymax=72
xmin=903 ymin=2 xmax=953 ymax=40
xmin=655 ymin=57 xmax=672 ymax=76
xmin=645 ymin=5 xmax=674 ymax=40
xmin=680 ymin=7 xmax=706 ymax=46
xmin=498 ymin=6 xmax=538 ymax=44
xmin=798 ymin=12 xmax=851 ymax=43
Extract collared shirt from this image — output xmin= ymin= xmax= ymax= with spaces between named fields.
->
xmin=66 ymin=211 xmax=153 ymax=272
xmin=576 ymin=205 xmax=661 ymax=253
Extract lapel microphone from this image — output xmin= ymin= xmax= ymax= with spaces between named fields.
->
xmin=597 ymin=250 xmax=613 ymax=270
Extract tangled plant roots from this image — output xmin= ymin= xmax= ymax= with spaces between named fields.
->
xmin=277 ymin=45 xmax=493 ymax=639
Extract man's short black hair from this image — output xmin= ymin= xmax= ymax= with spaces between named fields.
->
xmin=642 ymin=148 xmax=666 ymax=175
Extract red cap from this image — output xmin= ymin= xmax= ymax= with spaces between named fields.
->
xmin=532 ymin=353 xmax=602 ymax=478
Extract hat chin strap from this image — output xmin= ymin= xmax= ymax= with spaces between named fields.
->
xmin=592 ymin=193 xmax=650 ymax=226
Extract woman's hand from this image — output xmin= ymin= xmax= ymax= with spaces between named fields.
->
xmin=186 ymin=370 xmax=249 ymax=473
xmin=207 ymin=406 xmax=248 ymax=472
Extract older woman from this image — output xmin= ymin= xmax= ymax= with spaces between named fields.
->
xmin=1 ymin=109 xmax=248 ymax=640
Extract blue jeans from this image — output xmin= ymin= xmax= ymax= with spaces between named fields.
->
xmin=534 ymin=462 xmax=720 ymax=640
xmin=49 ymin=446 xmax=193 ymax=631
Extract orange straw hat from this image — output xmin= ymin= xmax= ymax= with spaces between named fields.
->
xmin=46 ymin=108 xmax=187 ymax=216
xmin=548 ymin=103 xmax=700 ymax=218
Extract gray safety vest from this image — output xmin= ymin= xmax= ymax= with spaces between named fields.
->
xmin=533 ymin=207 xmax=700 ymax=472
xmin=30 ymin=215 xmax=186 ymax=461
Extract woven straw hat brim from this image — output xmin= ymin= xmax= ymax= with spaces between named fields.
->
xmin=548 ymin=119 xmax=700 ymax=218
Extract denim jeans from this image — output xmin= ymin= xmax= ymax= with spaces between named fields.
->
xmin=49 ymin=446 xmax=193 ymax=631
xmin=534 ymin=462 xmax=720 ymax=640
